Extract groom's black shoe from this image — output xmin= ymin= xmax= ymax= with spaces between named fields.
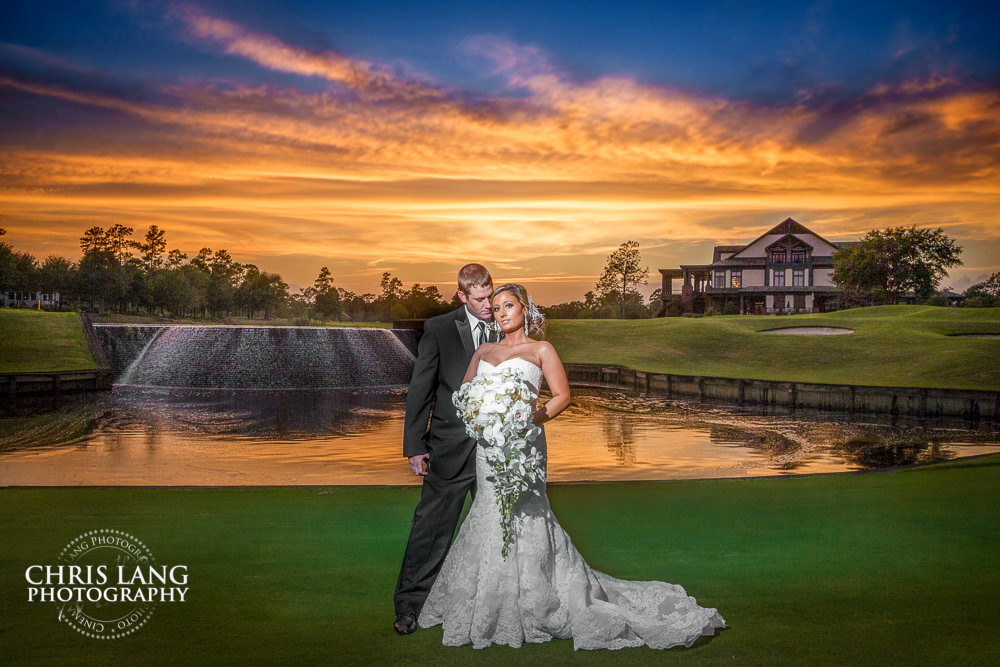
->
xmin=394 ymin=612 xmax=417 ymax=635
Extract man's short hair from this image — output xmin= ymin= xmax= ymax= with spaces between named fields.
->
xmin=457 ymin=263 xmax=493 ymax=294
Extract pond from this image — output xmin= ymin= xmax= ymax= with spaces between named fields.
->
xmin=1 ymin=386 xmax=997 ymax=486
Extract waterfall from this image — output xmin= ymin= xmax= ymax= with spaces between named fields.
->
xmin=95 ymin=325 xmax=416 ymax=389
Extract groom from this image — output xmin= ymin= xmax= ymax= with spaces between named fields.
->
xmin=393 ymin=263 xmax=495 ymax=635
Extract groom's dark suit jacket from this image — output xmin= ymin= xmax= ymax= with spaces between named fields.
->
xmin=403 ymin=306 xmax=482 ymax=480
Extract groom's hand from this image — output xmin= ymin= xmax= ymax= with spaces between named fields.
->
xmin=409 ymin=453 xmax=430 ymax=476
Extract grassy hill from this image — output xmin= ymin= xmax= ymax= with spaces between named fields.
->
xmin=0 ymin=310 xmax=96 ymax=373
xmin=546 ymin=305 xmax=1000 ymax=390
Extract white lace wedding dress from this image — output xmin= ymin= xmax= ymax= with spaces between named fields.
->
xmin=418 ymin=357 xmax=726 ymax=650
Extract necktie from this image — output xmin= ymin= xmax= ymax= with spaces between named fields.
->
xmin=475 ymin=321 xmax=485 ymax=348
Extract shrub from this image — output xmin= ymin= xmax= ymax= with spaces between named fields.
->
xmin=963 ymin=295 xmax=996 ymax=308
xmin=663 ymin=300 xmax=682 ymax=317
xmin=390 ymin=303 xmax=410 ymax=321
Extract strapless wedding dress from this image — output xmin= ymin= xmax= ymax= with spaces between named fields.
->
xmin=418 ymin=356 xmax=726 ymax=650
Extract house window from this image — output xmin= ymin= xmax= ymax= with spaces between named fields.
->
xmin=770 ymin=249 xmax=787 ymax=263
xmin=773 ymin=270 xmax=785 ymax=287
xmin=792 ymin=248 xmax=807 ymax=263
xmin=714 ymin=271 xmax=726 ymax=288
xmin=731 ymin=271 xmax=742 ymax=288
xmin=792 ymin=269 xmax=804 ymax=286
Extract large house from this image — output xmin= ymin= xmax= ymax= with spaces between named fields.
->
xmin=2 ymin=290 xmax=61 ymax=309
xmin=659 ymin=218 xmax=854 ymax=315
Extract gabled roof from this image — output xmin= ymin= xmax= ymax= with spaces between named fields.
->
xmin=730 ymin=217 xmax=843 ymax=259
xmin=765 ymin=233 xmax=814 ymax=251
xmin=662 ymin=219 xmax=855 ymax=273
xmin=766 ymin=217 xmax=811 ymax=236
xmin=712 ymin=245 xmax=744 ymax=262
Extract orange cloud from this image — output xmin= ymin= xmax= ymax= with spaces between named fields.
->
xmin=1 ymin=9 xmax=998 ymax=301
xmin=175 ymin=5 xmax=442 ymax=104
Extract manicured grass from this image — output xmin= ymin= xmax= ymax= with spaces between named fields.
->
xmin=3 ymin=455 xmax=999 ymax=665
xmin=0 ymin=310 xmax=97 ymax=373
xmin=5 ymin=306 xmax=998 ymax=390
xmin=547 ymin=305 xmax=1000 ymax=390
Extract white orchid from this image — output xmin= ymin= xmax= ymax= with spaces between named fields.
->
xmin=452 ymin=366 xmax=545 ymax=559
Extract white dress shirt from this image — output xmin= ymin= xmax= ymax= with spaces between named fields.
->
xmin=465 ymin=306 xmax=489 ymax=349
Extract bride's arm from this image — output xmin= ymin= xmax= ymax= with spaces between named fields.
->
xmin=461 ymin=343 xmax=491 ymax=384
xmin=534 ymin=342 xmax=570 ymax=425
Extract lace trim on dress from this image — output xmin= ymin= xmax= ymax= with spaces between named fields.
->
xmin=418 ymin=356 xmax=726 ymax=650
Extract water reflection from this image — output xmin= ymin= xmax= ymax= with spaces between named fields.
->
xmin=832 ymin=433 xmax=955 ymax=469
xmin=0 ymin=387 xmax=404 ymax=446
xmin=601 ymin=417 xmax=637 ymax=466
xmin=0 ymin=387 xmax=998 ymax=486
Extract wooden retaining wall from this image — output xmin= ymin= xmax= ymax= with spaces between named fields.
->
xmin=565 ymin=363 xmax=999 ymax=421
xmin=1 ymin=369 xmax=113 ymax=394
xmin=1 ymin=313 xmax=114 ymax=395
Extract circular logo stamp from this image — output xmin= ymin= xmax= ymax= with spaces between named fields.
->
xmin=25 ymin=529 xmax=188 ymax=640
xmin=56 ymin=529 xmax=156 ymax=639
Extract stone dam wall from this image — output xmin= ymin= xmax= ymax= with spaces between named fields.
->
xmin=564 ymin=363 xmax=998 ymax=421
xmin=93 ymin=325 xmax=419 ymax=389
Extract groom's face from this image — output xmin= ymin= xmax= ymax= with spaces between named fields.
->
xmin=459 ymin=284 xmax=494 ymax=322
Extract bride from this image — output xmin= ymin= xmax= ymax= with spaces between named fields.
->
xmin=418 ymin=283 xmax=726 ymax=650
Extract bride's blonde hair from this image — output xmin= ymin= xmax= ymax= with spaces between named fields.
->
xmin=491 ymin=283 xmax=546 ymax=339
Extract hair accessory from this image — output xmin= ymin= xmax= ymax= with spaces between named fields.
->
xmin=525 ymin=296 xmax=545 ymax=334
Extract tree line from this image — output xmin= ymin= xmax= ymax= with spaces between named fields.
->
xmin=0 ymin=225 xmax=662 ymax=321
xmin=0 ymin=225 xmax=458 ymax=322
xmin=3 ymin=223 xmax=993 ymax=321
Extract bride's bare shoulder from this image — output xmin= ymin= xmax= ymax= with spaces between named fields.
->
xmin=531 ymin=340 xmax=559 ymax=361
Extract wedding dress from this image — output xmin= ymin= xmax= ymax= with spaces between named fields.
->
xmin=418 ymin=356 xmax=726 ymax=650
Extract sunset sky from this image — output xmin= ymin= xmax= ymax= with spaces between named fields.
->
xmin=2 ymin=0 xmax=998 ymax=303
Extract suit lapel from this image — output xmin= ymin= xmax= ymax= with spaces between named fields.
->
xmin=455 ymin=311 xmax=475 ymax=359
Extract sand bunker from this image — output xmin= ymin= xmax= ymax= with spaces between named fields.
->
xmin=760 ymin=327 xmax=854 ymax=335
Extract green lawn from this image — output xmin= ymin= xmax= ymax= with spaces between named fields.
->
xmin=2 ymin=454 xmax=998 ymax=665
xmin=0 ymin=310 xmax=96 ymax=373
xmin=547 ymin=305 xmax=1000 ymax=390
xmin=4 ymin=306 xmax=998 ymax=389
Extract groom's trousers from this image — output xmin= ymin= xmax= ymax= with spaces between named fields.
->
xmin=394 ymin=449 xmax=477 ymax=617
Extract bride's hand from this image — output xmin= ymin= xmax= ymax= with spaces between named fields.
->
xmin=532 ymin=407 xmax=548 ymax=426
xmin=409 ymin=453 xmax=429 ymax=476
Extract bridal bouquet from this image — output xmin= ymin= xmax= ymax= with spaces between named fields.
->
xmin=453 ymin=366 xmax=544 ymax=559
